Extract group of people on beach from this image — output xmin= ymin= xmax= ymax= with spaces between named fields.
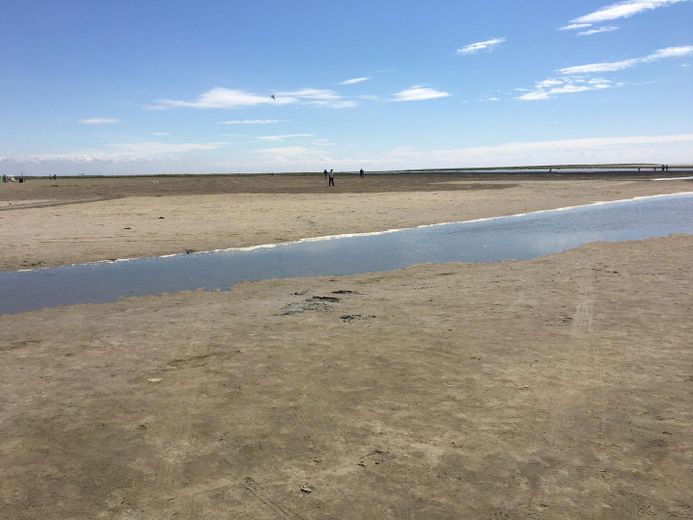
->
xmin=1 ymin=174 xmax=25 ymax=183
xmin=1 ymin=174 xmax=57 ymax=183
xmin=322 ymin=168 xmax=365 ymax=187
xmin=636 ymin=165 xmax=672 ymax=172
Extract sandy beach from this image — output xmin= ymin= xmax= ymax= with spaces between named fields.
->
xmin=1 ymin=174 xmax=691 ymax=270
xmin=1 ymin=174 xmax=692 ymax=519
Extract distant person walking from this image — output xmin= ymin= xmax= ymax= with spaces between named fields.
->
xmin=359 ymin=168 xmax=364 ymax=178
xmin=323 ymin=169 xmax=328 ymax=179
xmin=328 ymin=169 xmax=335 ymax=187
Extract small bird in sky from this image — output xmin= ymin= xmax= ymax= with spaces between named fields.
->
xmin=271 ymin=94 xmax=276 ymax=101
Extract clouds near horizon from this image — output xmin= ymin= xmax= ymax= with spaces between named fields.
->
xmin=4 ymin=134 xmax=692 ymax=175
xmin=3 ymin=142 xmax=225 ymax=164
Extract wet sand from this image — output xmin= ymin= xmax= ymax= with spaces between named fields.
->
xmin=0 ymin=174 xmax=691 ymax=270
xmin=1 ymin=174 xmax=692 ymax=518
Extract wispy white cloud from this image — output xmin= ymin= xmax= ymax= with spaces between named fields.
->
xmin=150 ymin=131 xmax=170 ymax=136
xmin=578 ymin=26 xmax=620 ymax=36
xmin=392 ymin=85 xmax=451 ymax=102
xmin=517 ymin=45 xmax=692 ymax=101
xmin=650 ymin=45 xmax=693 ymax=59
xmin=276 ymin=88 xmax=336 ymax=102
xmin=559 ymin=23 xmax=592 ymax=31
xmin=78 ymin=117 xmax=120 ymax=125
xmin=218 ymin=119 xmax=279 ymax=125
xmin=273 ymin=88 xmax=358 ymax=108
xmin=518 ymin=77 xmax=618 ymax=101
xmin=151 ymin=87 xmax=357 ymax=109
xmin=256 ymin=134 xmax=313 ymax=142
xmin=339 ymin=76 xmax=370 ymax=85
xmin=574 ymin=0 xmax=685 ymax=24
xmin=559 ymin=45 xmax=693 ymax=74
xmin=560 ymin=58 xmax=639 ymax=74
xmin=560 ymin=0 xmax=687 ymax=31
xmin=330 ymin=100 xmax=359 ymax=109
xmin=152 ymin=88 xmax=280 ymax=109
xmin=8 ymin=141 xmax=225 ymax=163
xmin=456 ymin=37 xmax=505 ymax=55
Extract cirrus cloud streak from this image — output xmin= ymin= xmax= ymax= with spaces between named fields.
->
xmin=517 ymin=77 xmax=618 ymax=101
xmin=256 ymin=134 xmax=313 ymax=142
xmin=392 ymin=86 xmax=451 ymax=102
xmin=78 ymin=118 xmax=120 ymax=125
xmin=559 ymin=45 xmax=693 ymax=74
xmin=339 ymin=76 xmax=370 ymax=85
xmin=456 ymin=37 xmax=505 ymax=55
xmin=218 ymin=119 xmax=279 ymax=125
xmin=151 ymin=87 xmax=357 ymax=109
xmin=560 ymin=0 xmax=688 ymax=33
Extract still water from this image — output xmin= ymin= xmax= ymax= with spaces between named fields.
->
xmin=1 ymin=194 xmax=691 ymax=314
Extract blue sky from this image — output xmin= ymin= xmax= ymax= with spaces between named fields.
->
xmin=1 ymin=0 xmax=692 ymax=174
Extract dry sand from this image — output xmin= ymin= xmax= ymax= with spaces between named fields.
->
xmin=1 ymin=174 xmax=692 ymax=519
xmin=0 ymin=174 xmax=691 ymax=270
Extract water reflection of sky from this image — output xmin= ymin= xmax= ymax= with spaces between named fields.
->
xmin=2 ymin=194 xmax=692 ymax=314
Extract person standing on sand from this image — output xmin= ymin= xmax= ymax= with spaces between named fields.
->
xmin=323 ymin=169 xmax=328 ymax=179
xmin=328 ymin=169 xmax=335 ymax=187
xmin=360 ymin=168 xmax=364 ymax=178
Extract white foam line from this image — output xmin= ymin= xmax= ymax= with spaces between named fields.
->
xmin=653 ymin=176 xmax=693 ymax=181
xmin=14 ymin=191 xmax=693 ymax=272
xmin=204 ymin=191 xmax=693 ymax=253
